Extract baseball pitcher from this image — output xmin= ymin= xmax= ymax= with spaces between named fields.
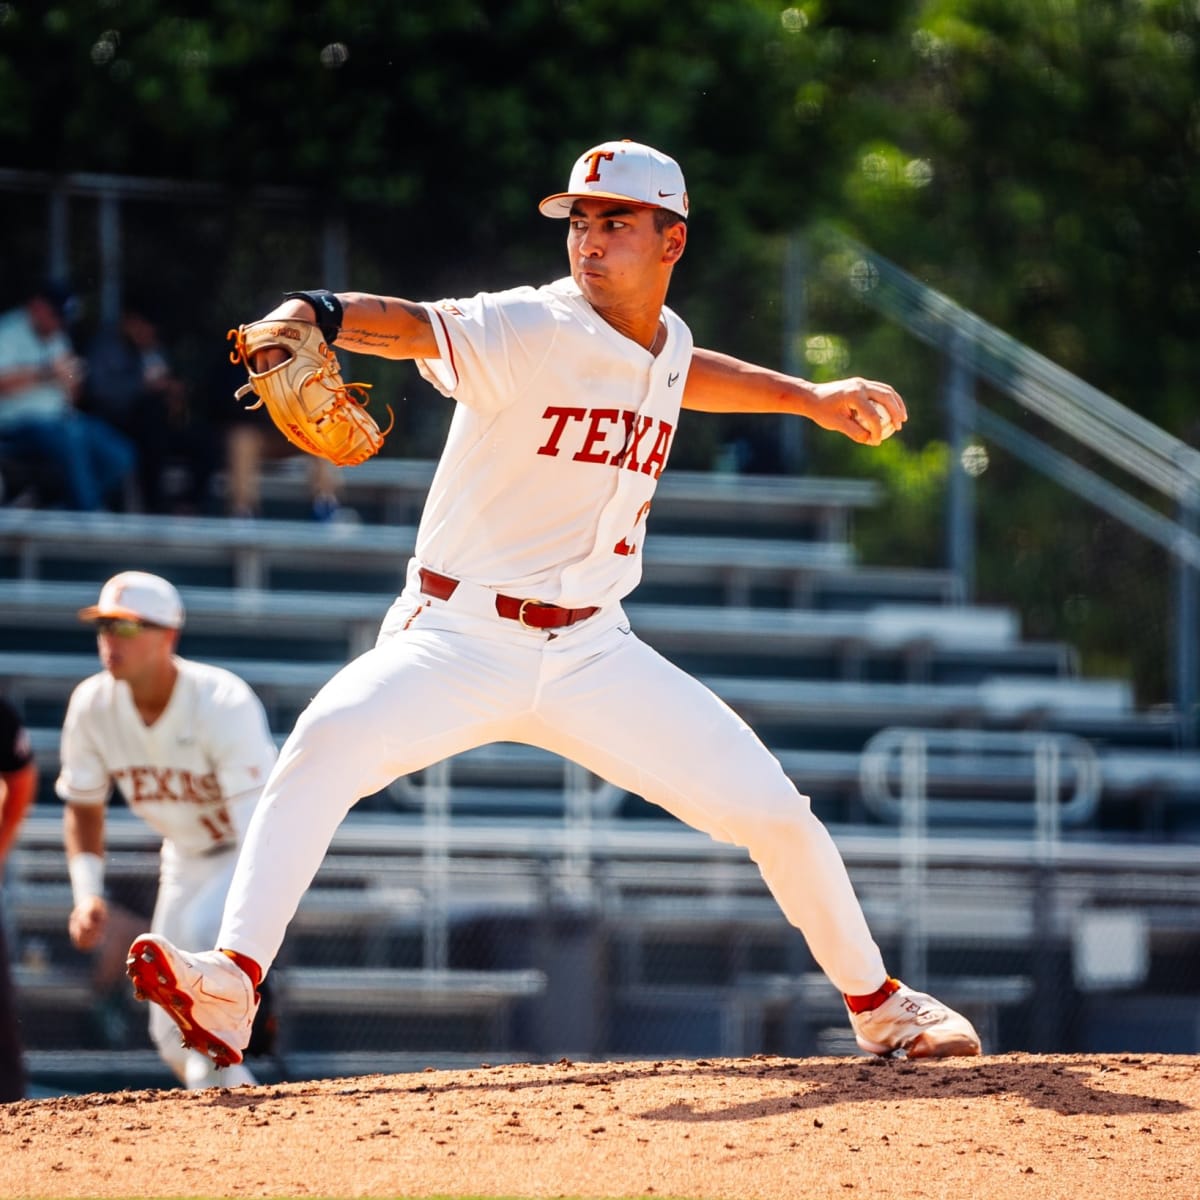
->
xmin=128 ymin=141 xmax=981 ymax=1067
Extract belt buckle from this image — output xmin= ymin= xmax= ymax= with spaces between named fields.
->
xmin=517 ymin=598 xmax=551 ymax=629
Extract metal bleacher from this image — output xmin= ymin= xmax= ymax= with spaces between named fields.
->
xmin=0 ymin=582 xmax=1071 ymax=689
xmin=4 ymin=458 xmax=1200 ymax=1089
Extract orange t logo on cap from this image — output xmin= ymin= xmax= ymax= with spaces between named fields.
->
xmin=582 ymin=150 xmax=615 ymax=183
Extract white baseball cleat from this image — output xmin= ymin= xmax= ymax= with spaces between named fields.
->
xmin=126 ymin=934 xmax=258 ymax=1069
xmin=848 ymin=981 xmax=982 ymax=1059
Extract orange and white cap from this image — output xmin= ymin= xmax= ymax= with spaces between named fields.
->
xmin=539 ymin=140 xmax=689 ymax=220
xmin=78 ymin=571 xmax=185 ymax=629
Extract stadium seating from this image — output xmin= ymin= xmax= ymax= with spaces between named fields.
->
xmin=5 ymin=460 xmax=1200 ymax=1088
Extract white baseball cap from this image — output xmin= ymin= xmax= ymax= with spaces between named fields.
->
xmin=539 ymin=140 xmax=689 ymax=220
xmin=78 ymin=571 xmax=185 ymax=630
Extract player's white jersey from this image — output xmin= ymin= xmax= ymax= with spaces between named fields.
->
xmin=415 ymin=276 xmax=694 ymax=609
xmin=56 ymin=658 xmax=277 ymax=858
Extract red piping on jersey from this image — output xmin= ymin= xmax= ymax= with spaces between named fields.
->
xmin=402 ymin=602 xmax=428 ymax=631
xmin=433 ymin=309 xmax=460 ymax=390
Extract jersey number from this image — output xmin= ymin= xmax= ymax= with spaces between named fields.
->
xmin=199 ymin=805 xmax=235 ymax=845
xmin=614 ymin=501 xmax=652 ymax=557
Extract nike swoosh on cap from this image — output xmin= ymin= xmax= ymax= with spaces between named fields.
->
xmin=658 ymin=190 xmax=676 ymax=198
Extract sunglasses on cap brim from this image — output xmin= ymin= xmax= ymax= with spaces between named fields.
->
xmin=92 ymin=617 xmax=169 ymax=637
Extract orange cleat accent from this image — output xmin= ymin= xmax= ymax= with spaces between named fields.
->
xmin=126 ymin=934 xmax=258 ymax=1068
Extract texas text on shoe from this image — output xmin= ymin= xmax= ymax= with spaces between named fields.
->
xmin=126 ymin=934 xmax=258 ymax=1069
xmin=848 ymin=982 xmax=982 ymax=1059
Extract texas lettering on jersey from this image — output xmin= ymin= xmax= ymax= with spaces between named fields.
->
xmin=112 ymin=765 xmax=237 ymax=845
xmin=536 ymin=405 xmax=675 ymax=479
xmin=113 ymin=765 xmax=222 ymax=807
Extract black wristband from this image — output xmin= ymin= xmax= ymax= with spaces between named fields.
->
xmin=283 ymin=289 xmax=343 ymax=345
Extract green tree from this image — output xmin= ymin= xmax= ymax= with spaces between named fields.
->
xmin=3 ymin=0 xmax=1198 ymax=701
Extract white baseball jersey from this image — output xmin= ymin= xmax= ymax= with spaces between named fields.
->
xmin=415 ymin=276 xmax=693 ymax=608
xmin=56 ymin=658 xmax=277 ymax=857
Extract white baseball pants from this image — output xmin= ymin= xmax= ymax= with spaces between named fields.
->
xmin=220 ymin=577 xmax=887 ymax=996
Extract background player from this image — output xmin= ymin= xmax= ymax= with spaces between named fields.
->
xmin=0 ymin=696 xmax=37 ymax=1101
xmin=60 ymin=571 xmax=277 ymax=1088
xmin=128 ymin=140 xmax=981 ymax=1066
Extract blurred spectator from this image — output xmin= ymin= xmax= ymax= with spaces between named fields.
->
xmin=0 ymin=696 xmax=37 ymax=1102
xmin=0 ymin=282 xmax=134 ymax=511
xmin=83 ymin=302 xmax=219 ymax=514
xmin=226 ymin=421 xmax=342 ymax=521
xmin=209 ymin=354 xmax=343 ymax=521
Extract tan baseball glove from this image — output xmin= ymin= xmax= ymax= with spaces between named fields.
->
xmin=227 ymin=318 xmax=393 ymax=467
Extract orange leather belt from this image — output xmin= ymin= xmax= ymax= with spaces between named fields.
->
xmin=418 ymin=568 xmax=600 ymax=631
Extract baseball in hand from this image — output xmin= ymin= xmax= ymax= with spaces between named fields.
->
xmin=869 ymin=399 xmax=898 ymax=441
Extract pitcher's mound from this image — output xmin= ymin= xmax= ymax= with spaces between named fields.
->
xmin=3 ymin=1053 xmax=1198 ymax=1199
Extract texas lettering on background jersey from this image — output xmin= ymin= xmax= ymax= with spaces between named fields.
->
xmin=112 ymin=765 xmax=243 ymax=846
xmin=112 ymin=765 xmax=222 ymax=807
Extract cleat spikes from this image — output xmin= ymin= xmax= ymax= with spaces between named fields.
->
xmin=123 ymin=933 xmax=256 ymax=1069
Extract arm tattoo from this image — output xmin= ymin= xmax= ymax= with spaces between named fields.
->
xmin=340 ymin=327 xmax=403 ymax=351
xmin=339 ymin=300 xmax=431 ymax=353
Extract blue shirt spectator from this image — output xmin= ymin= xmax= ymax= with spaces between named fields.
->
xmin=0 ymin=283 xmax=134 ymax=511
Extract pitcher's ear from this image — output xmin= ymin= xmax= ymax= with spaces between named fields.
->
xmin=662 ymin=219 xmax=687 ymax=265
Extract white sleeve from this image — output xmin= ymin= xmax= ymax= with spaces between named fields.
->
xmin=202 ymin=674 xmax=278 ymax=805
xmin=415 ymin=286 xmax=559 ymax=416
xmin=55 ymin=684 xmax=111 ymax=806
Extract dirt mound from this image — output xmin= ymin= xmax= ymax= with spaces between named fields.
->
xmin=2 ymin=1053 xmax=1197 ymax=1199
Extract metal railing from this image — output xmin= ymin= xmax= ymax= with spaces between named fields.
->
xmin=858 ymin=726 xmax=1101 ymax=831
xmin=0 ymin=167 xmax=347 ymax=326
xmin=810 ymin=229 xmax=1200 ymax=740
